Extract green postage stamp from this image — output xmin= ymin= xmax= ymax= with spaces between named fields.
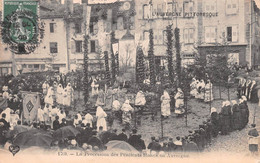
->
xmin=2 ymin=0 xmax=42 ymax=54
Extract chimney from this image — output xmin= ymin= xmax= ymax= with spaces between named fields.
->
xmin=65 ymin=0 xmax=73 ymax=14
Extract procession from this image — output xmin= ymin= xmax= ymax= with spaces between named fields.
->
xmin=0 ymin=66 xmax=259 ymax=156
xmin=1 ymin=0 xmax=260 ymax=160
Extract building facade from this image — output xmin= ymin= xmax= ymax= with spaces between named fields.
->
xmin=0 ymin=0 xmax=259 ymax=77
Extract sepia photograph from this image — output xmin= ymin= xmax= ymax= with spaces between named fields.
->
xmin=0 ymin=0 xmax=260 ymax=162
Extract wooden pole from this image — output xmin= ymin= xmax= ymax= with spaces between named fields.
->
xmin=253 ymin=106 xmax=256 ymax=124
xmin=161 ymin=111 xmax=164 ymax=138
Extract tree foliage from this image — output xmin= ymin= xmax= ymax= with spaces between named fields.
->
xmin=83 ymin=35 xmax=89 ymax=105
xmin=136 ymin=46 xmax=145 ymax=85
xmin=174 ymin=28 xmax=181 ymax=86
xmin=148 ymin=29 xmax=156 ymax=85
xmin=166 ymin=25 xmax=174 ymax=83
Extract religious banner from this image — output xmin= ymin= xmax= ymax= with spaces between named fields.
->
xmin=21 ymin=91 xmax=40 ymax=124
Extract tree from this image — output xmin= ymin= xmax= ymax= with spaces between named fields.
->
xmin=83 ymin=35 xmax=89 ymax=106
xmin=136 ymin=46 xmax=145 ymax=85
xmin=110 ymin=31 xmax=116 ymax=85
xmin=104 ymin=51 xmax=111 ymax=86
xmin=166 ymin=25 xmax=174 ymax=83
xmin=148 ymin=29 xmax=156 ymax=85
xmin=175 ymin=28 xmax=181 ymax=86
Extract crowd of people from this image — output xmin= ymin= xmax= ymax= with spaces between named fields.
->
xmin=190 ymin=78 xmax=214 ymax=103
xmin=237 ymin=78 xmax=259 ymax=104
xmin=0 ymin=70 xmax=259 ymax=155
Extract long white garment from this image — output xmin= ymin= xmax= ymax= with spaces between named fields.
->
xmin=10 ymin=113 xmax=20 ymax=127
xmin=42 ymin=82 xmax=49 ymax=95
xmin=96 ymin=106 xmax=107 ymax=131
xmin=174 ymin=88 xmax=184 ymax=114
xmin=62 ymin=88 xmax=70 ymax=106
xmin=204 ymin=82 xmax=213 ymax=102
xmin=91 ymin=80 xmax=96 ymax=96
xmin=245 ymin=80 xmax=252 ymax=96
xmin=112 ymin=100 xmax=121 ymax=111
xmin=0 ymin=108 xmax=12 ymax=123
xmin=190 ymin=78 xmax=198 ymax=97
xmin=45 ymin=87 xmax=54 ymax=106
xmin=135 ymin=91 xmax=146 ymax=106
xmin=160 ymin=90 xmax=171 ymax=117
xmin=56 ymin=84 xmax=64 ymax=105
xmin=83 ymin=113 xmax=93 ymax=127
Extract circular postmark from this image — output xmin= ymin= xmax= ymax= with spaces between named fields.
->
xmin=1 ymin=6 xmax=44 ymax=54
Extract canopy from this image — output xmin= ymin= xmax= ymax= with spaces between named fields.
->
xmin=13 ymin=129 xmax=53 ymax=149
xmin=106 ymin=140 xmax=139 ymax=153
xmin=5 ymin=125 xmax=32 ymax=139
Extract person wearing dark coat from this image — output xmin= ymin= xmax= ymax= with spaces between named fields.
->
xmin=220 ymin=101 xmax=232 ymax=135
xmin=60 ymin=118 xmax=67 ymax=128
xmin=248 ymin=124 xmax=259 ymax=155
xmin=167 ymin=138 xmax=176 ymax=152
xmin=210 ymin=108 xmax=219 ymax=137
xmin=53 ymin=116 xmax=60 ymax=130
xmin=249 ymin=81 xmax=258 ymax=103
xmin=198 ymin=126 xmax=206 ymax=150
xmin=204 ymin=120 xmax=212 ymax=145
xmin=183 ymin=136 xmax=200 ymax=152
xmin=148 ymin=138 xmax=161 ymax=154
xmin=173 ymin=136 xmax=183 ymax=152
xmin=239 ymin=97 xmax=249 ymax=129
xmin=0 ymin=113 xmax=9 ymax=145
xmin=117 ymin=129 xmax=128 ymax=142
xmin=231 ymin=100 xmax=241 ymax=130
xmin=128 ymin=129 xmax=145 ymax=152
xmin=87 ymin=131 xmax=104 ymax=150
xmin=109 ymin=129 xmax=118 ymax=141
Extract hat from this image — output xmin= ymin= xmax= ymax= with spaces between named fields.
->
xmin=231 ymin=100 xmax=237 ymax=105
xmin=71 ymin=139 xmax=77 ymax=145
xmin=211 ymin=107 xmax=217 ymax=113
xmin=242 ymin=96 xmax=247 ymax=101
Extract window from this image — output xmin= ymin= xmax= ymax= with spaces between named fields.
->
xmin=227 ymin=25 xmax=238 ymax=42
xmin=0 ymin=67 xmax=12 ymax=77
xmin=50 ymin=42 xmax=58 ymax=53
xmin=75 ymin=41 xmax=82 ymax=53
xmin=90 ymin=22 xmax=94 ymax=34
xmin=50 ymin=23 xmax=55 ymax=33
xmin=226 ymin=0 xmax=238 ymax=15
xmin=89 ymin=21 xmax=98 ymax=35
xmin=205 ymin=26 xmax=217 ymax=43
xmin=22 ymin=64 xmax=26 ymax=68
xmin=183 ymin=1 xmax=194 ymax=17
xmin=34 ymin=64 xmax=39 ymax=69
xmin=90 ymin=40 xmax=96 ymax=52
xmin=205 ymin=0 xmax=216 ymax=12
xmin=75 ymin=23 xmax=81 ymax=34
xmin=117 ymin=17 xmax=124 ymax=30
xmin=28 ymin=65 xmax=33 ymax=68
xmin=143 ymin=4 xmax=151 ymax=19
xmin=40 ymin=64 xmax=45 ymax=70
xmin=184 ymin=28 xmax=195 ymax=44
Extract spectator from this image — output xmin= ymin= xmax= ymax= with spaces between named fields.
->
xmin=53 ymin=116 xmax=60 ymax=130
xmin=117 ymin=129 xmax=128 ymax=142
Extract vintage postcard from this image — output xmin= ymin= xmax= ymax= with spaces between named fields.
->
xmin=0 ymin=0 xmax=260 ymax=162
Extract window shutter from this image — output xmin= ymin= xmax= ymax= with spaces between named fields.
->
xmin=184 ymin=29 xmax=188 ymax=43
xmin=226 ymin=0 xmax=232 ymax=15
xmin=232 ymin=25 xmax=238 ymax=42
xmin=71 ymin=41 xmax=75 ymax=54
xmin=189 ymin=28 xmax=194 ymax=43
xmin=94 ymin=22 xmax=98 ymax=35
xmin=95 ymin=40 xmax=99 ymax=53
xmin=152 ymin=4 xmax=157 ymax=19
xmin=205 ymin=27 xmax=210 ymax=43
